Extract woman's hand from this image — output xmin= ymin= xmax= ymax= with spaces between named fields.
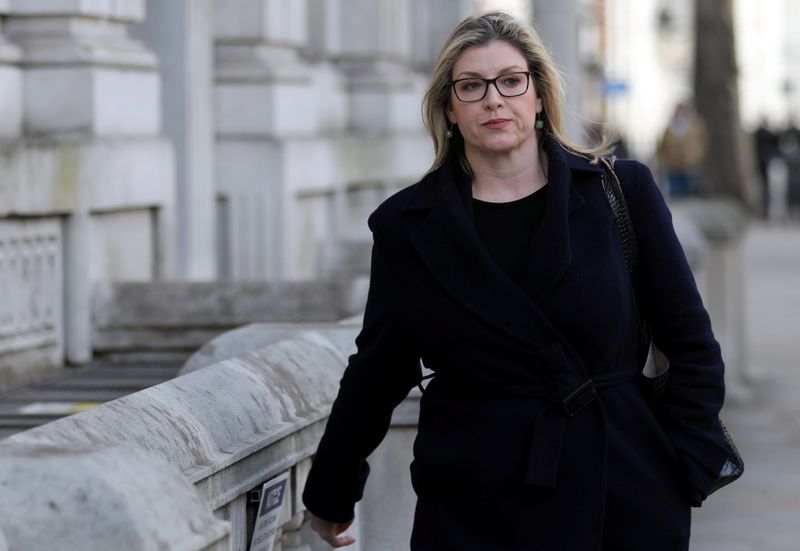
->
xmin=310 ymin=514 xmax=356 ymax=548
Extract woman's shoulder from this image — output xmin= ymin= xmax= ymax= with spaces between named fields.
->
xmin=367 ymin=168 xmax=443 ymax=234
xmin=366 ymin=184 xmax=418 ymax=234
xmin=609 ymin=158 xmax=673 ymax=224
xmin=610 ymin=158 xmax=661 ymax=204
xmin=612 ymin=158 xmax=654 ymax=181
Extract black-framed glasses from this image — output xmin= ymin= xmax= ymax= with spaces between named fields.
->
xmin=450 ymin=71 xmax=532 ymax=102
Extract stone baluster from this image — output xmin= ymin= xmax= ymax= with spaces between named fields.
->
xmin=278 ymin=511 xmax=312 ymax=551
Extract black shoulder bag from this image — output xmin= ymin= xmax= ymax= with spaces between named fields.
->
xmin=600 ymin=156 xmax=744 ymax=496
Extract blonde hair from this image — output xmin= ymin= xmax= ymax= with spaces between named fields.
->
xmin=422 ymin=10 xmax=613 ymax=174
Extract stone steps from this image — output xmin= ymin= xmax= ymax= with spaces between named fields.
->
xmin=0 ymin=360 xmax=183 ymax=439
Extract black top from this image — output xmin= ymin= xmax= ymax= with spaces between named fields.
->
xmin=472 ymin=185 xmax=548 ymax=284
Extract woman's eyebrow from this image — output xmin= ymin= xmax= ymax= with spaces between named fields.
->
xmin=453 ymin=66 xmax=526 ymax=79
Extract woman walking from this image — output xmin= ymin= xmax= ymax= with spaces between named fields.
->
xmin=303 ymin=11 xmax=738 ymax=550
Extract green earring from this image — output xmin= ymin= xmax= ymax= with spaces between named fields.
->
xmin=535 ymin=116 xmax=544 ymax=130
xmin=445 ymin=128 xmax=454 ymax=139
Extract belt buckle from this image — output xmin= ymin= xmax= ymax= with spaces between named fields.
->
xmin=561 ymin=379 xmax=597 ymax=417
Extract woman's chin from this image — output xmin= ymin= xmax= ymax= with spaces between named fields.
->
xmin=474 ymin=138 xmax=535 ymax=157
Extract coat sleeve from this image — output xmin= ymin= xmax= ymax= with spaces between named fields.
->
xmin=617 ymin=160 xmax=731 ymax=506
xmin=302 ymin=218 xmax=422 ymax=523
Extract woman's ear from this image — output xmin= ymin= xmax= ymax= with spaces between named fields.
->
xmin=445 ymin=102 xmax=456 ymax=125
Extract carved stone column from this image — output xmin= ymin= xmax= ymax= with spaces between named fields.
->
xmin=130 ymin=0 xmax=217 ymax=280
xmin=5 ymin=1 xmax=159 ymax=137
xmin=532 ymin=0 xmax=583 ymax=142
xmin=213 ymin=0 xmax=313 ymax=281
xmin=410 ymin=0 xmax=473 ymax=72
xmin=338 ymin=0 xmax=421 ymax=135
xmin=311 ymin=0 xmax=434 ymax=277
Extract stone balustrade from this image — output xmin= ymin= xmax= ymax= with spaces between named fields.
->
xmin=0 ymin=219 xmax=63 ymax=388
xmin=0 ymin=332 xmax=347 ymax=551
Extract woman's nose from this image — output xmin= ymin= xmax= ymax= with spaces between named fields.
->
xmin=483 ymin=83 xmax=504 ymax=109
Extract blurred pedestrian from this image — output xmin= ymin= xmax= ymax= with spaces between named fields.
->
xmin=656 ymin=101 xmax=708 ymax=198
xmin=753 ymin=119 xmax=779 ymax=217
xmin=779 ymin=121 xmax=800 ymax=216
xmin=303 ymin=10 xmax=739 ymax=550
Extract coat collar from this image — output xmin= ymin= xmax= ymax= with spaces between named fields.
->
xmin=405 ymin=138 xmax=593 ymax=373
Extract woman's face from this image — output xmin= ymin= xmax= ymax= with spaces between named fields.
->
xmin=447 ymin=40 xmax=542 ymax=159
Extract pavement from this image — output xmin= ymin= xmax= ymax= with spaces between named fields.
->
xmin=690 ymin=222 xmax=800 ymax=550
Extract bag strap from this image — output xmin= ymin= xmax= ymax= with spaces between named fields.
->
xmin=599 ymin=156 xmax=639 ymax=282
xmin=599 ymin=156 xmax=652 ymax=358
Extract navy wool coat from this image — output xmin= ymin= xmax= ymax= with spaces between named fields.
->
xmin=303 ymin=138 xmax=731 ymax=550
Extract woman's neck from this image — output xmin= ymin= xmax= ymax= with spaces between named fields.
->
xmin=467 ymin=143 xmax=548 ymax=203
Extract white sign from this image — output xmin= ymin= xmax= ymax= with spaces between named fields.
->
xmin=17 ymin=402 xmax=99 ymax=414
xmin=249 ymin=472 xmax=289 ymax=551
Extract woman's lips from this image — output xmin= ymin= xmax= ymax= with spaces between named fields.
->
xmin=483 ymin=118 xmax=511 ymax=129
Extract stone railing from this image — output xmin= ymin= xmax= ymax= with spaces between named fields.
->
xmin=671 ymin=198 xmax=751 ymax=402
xmin=0 ymin=218 xmax=63 ymax=387
xmin=0 ymin=332 xmax=348 ymax=551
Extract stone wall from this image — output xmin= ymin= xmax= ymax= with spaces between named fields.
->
xmin=0 ymin=0 xmax=174 ymax=383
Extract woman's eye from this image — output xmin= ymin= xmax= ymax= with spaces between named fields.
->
xmin=459 ymin=80 xmax=482 ymax=91
xmin=502 ymin=76 xmax=522 ymax=86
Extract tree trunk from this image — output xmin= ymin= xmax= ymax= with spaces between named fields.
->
xmin=693 ymin=0 xmax=758 ymax=208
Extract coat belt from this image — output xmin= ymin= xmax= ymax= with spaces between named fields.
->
xmin=422 ymin=364 xmax=642 ymax=488
xmin=525 ymin=368 xmax=640 ymax=488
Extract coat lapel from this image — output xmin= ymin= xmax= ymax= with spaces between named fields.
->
xmin=403 ymin=141 xmax=602 ymax=362
xmin=519 ymin=141 xmax=587 ymax=304
xmin=407 ymin=159 xmax=543 ymax=350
